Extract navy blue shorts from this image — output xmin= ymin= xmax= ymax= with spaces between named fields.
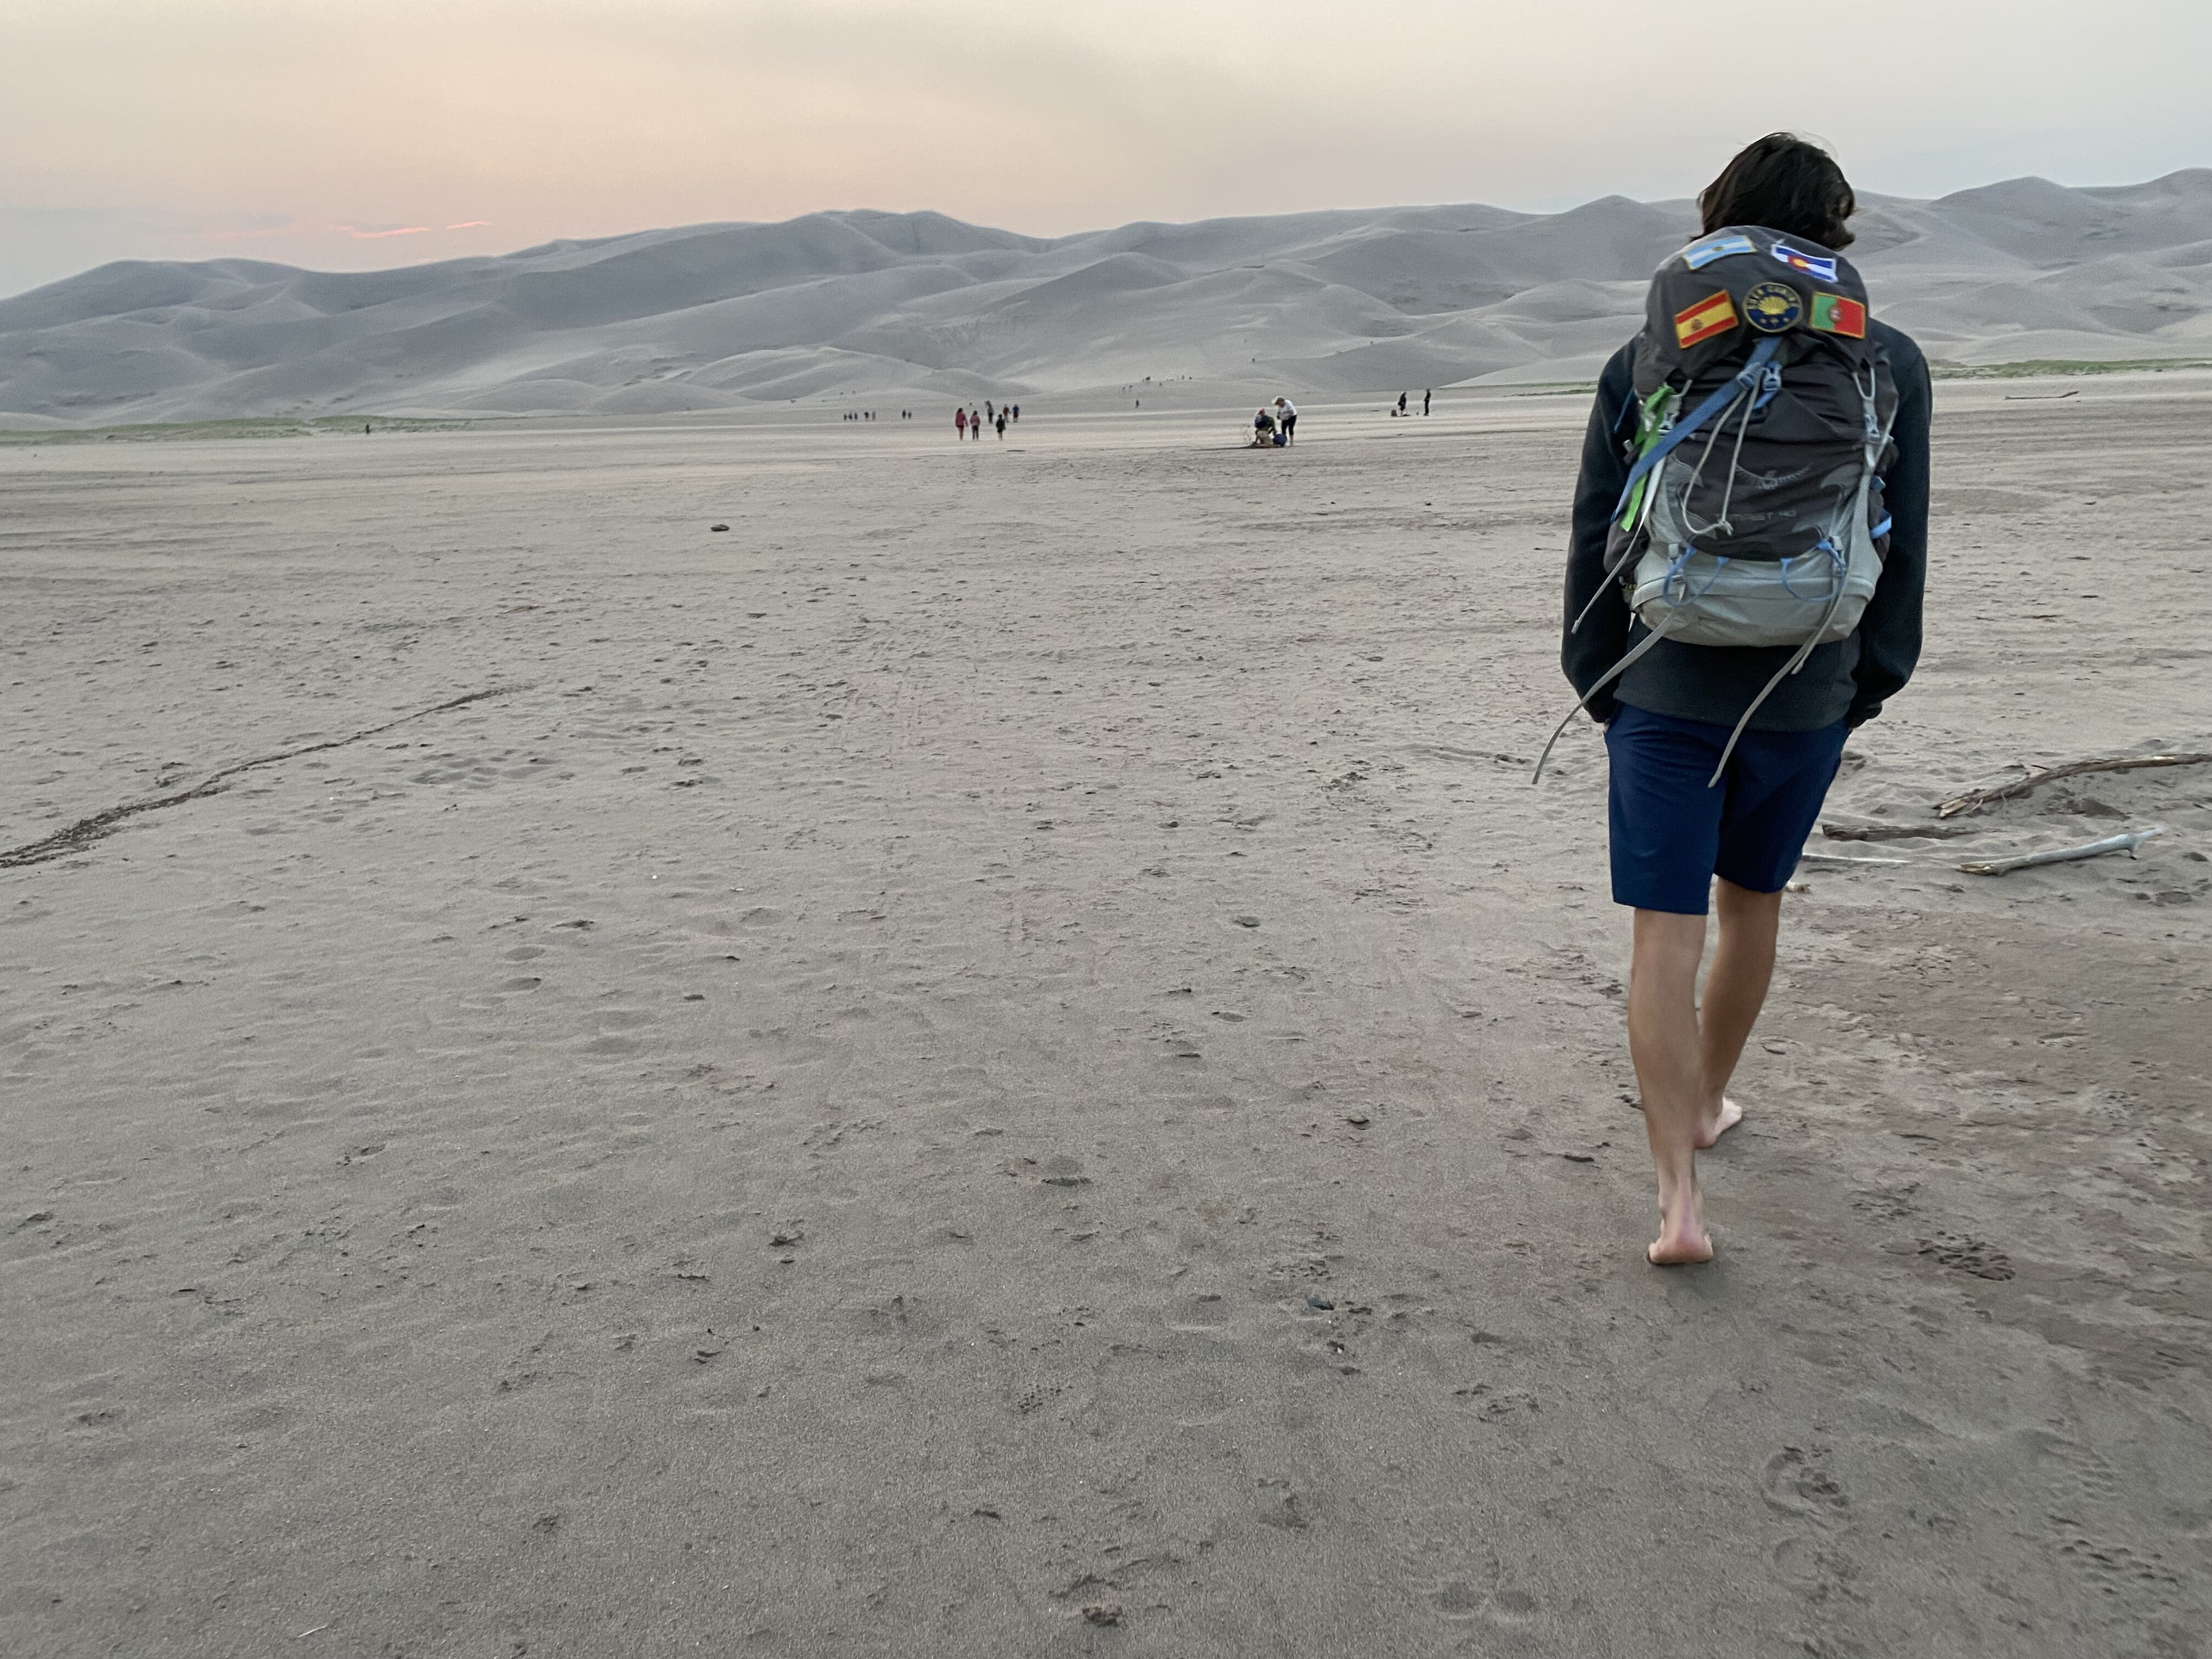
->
xmin=1604 ymin=704 xmax=1848 ymax=914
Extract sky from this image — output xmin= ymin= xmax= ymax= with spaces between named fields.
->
xmin=4 ymin=0 xmax=2209 ymax=297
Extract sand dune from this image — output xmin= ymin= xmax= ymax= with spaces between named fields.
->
xmin=3 ymin=173 xmax=2209 ymax=424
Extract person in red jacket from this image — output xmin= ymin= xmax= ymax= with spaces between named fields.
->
xmin=954 ymin=407 xmax=967 ymax=439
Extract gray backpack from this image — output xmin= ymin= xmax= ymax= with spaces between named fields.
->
xmin=1536 ymin=224 xmax=1900 ymax=784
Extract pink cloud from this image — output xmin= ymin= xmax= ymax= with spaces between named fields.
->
xmin=196 ymin=222 xmax=300 ymax=242
xmin=183 ymin=217 xmax=491 ymax=249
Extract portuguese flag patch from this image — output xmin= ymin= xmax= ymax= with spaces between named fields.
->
xmin=1809 ymin=292 xmax=1867 ymax=338
xmin=1673 ymin=290 xmax=1737 ymax=348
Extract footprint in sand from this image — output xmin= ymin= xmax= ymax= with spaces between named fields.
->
xmin=1760 ymin=1445 xmax=1850 ymax=1523
xmin=1007 ymin=1379 xmax=1066 ymax=1417
xmin=1915 ymin=1232 xmax=2015 ymax=1280
xmin=1254 ymin=1477 xmax=1310 ymax=1530
xmin=1426 ymin=1571 xmax=1538 ymax=1626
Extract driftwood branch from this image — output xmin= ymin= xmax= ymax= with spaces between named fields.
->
xmin=1821 ymin=820 xmax=1979 ymax=842
xmin=1958 ymin=826 xmax=2166 ymax=877
xmin=1936 ymin=752 xmax=2212 ymax=819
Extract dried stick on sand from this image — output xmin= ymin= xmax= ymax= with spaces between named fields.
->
xmin=1797 ymin=850 xmax=1914 ymax=867
xmin=1936 ymin=753 xmax=2212 ymax=819
xmin=0 ymin=684 xmax=523 ymax=870
xmin=1957 ymin=825 xmax=2168 ymax=877
xmin=1821 ymin=820 xmax=1980 ymax=841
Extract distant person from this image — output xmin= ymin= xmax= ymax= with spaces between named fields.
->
xmin=1274 ymin=397 xmax=1297 ymax=444
xmin=1557 ymin=132 xmax=1930 ymax=1267
xmin=1012 ymin=404 xmax=1020 ymax=422
xmin=970 ymin=406 xmax=983 ymax=439
xmin=955 ymin=407 xmax=967 ymax=438
xmin=985 ymin=399 xmax=994 ymax=421
xmin=995 ymin=409 xmax=1007 ymax=438
xmin=1397 ymin=392 xmax=1409 ymax=415
xmin=1251 ymin=407 xmax=1276 ymax=447
xmin=1423 ymin=389 xmax=1431 ymax=416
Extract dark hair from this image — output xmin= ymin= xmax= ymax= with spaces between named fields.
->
xmin=1699 ymin=133 xmax=1857 ymax=250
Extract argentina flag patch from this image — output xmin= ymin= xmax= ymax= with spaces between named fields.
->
xmin=1679 ymin=232 xmax=1757 ymax=270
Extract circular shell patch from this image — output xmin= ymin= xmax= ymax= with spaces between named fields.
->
xmin=1743 ymin=281 xmax=1804 ymax=333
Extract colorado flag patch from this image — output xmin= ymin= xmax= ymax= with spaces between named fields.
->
xmin=1809 ymin=292 xmax=1867 ymax=337
xmin=1771 ymin=241 xmax=1839 ymax=282
xmin=1673 ymin=290 xmax=1739 ymax=348
xmin=1680 ymin=232 xmax=1756 ymax=270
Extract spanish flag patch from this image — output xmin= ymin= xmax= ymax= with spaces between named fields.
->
xmin=1673 ymin=290 xmax=1737 ymax=348
xmin=1809 ymin=292 xmax=1867 ymax=338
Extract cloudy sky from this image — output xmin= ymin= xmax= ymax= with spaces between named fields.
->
xmin=4 ymin=0 xmax=2207 ymax=296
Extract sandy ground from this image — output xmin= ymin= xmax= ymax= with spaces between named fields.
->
xmin=3 ymin=384 xmax=2209 ymax=1658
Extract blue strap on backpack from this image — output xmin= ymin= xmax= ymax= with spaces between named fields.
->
xmin=1610 ymin=336 xmax=1783 ymax=523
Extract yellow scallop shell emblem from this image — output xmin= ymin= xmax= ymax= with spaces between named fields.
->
xmin=1743 ymin=281 xmax=1804 ymax=333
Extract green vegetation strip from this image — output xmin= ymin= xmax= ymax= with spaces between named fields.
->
xmin=1928 ymin=358 xmax=2212 ymax=380
xmin=6 ymin=360 xmax=2209 ymax=440
xmin=0 ymin=415 xmax=478 ymax=444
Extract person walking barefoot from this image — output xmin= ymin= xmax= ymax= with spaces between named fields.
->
xmin=1561 ymin=134 xmax=1931 ymax=1265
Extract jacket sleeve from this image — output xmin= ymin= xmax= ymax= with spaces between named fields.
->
xmin=1562 ymin=347 xmax=1638 ymax=724
xmin=1847 ymin=336 xmax=1931 ymax=726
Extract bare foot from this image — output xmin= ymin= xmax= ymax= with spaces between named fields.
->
xmin=1647 ymin=1227 xmax=1714 ymax=1265
xmin=1695 ymin=1096 xmax=1743 ymax=1149
xmin=1646 ymin=1180 xmax=1714 ymax=1265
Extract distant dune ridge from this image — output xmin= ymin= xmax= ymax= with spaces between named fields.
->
xmin=2 ymin=170 xmax=2208 ymax=424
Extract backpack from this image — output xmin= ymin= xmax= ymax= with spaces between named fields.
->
xmin=1535 ymin=224 xmax=1899 ymax=785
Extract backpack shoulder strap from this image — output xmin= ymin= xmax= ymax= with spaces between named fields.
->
xmin=1610 ymin=335 xmax=1782 ymax=522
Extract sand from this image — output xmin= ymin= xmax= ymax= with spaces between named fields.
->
xmin=4 ymin=170 xmax=2210 ymax=427
xmin=3 ymin=381 xmax=2209 ymax=1656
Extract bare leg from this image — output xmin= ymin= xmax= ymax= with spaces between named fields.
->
xmin=1628 ymin=907 xmax=1712 ymax=1263
xmin=1697 ymin=879 xmax=1783 ymax=1146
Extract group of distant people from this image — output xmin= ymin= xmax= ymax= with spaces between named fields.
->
xmin=955 ymin=400 xmax=1018 ymax=439
xmin=1250 ymin=397 xmax=1298 ymax=447
xmin=1389 ymin=390 xmax=1433 ymax=417
xmin=843 ymin=410 xmax=910 ymax=421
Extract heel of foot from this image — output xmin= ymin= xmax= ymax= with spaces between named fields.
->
xmin=1696 ymin=1097 xmax=1745 ymax=1149
xmin=1647 ymin=1235 xmax=1716 ymax=1266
